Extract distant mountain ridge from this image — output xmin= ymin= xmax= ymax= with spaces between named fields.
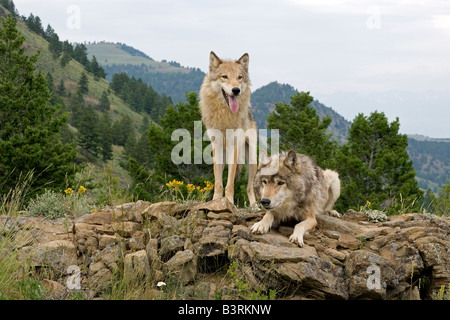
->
xmin=86 ymin=42 xmax=204 ymax=104
xmin=85 ymin=42 xmax=450 ymax=192
xmin=251 ymin=82 xmax=351 ymax=144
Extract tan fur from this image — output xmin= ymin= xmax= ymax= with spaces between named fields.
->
xmin=251 ymin=150 xmax=341 ymax=247
xmin=199 ymin=51 xmax=257 ymax=205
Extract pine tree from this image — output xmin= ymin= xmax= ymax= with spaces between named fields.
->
xmin=267 ymin=91 xmax=338 ymax=169
xmin=48 ymin=32 xmax=62 ymax=59
xmin=90 ymin=55 xmax=106 ymax=79
xmin=98 ymin=91 xmax=110 ymax=111
xmin=76 ymin=104 xmax=101 ymax=158
xmin=146 ymin=92 xmax=212 ymax=184
xmin=78 ymin=72 xmax=89 ymax=94
xmin=336 ymin=111 xmax=423 ymax=212
xmin=98 ymin=113 xmax=113 ymax=161
xmin=111 ymin=115 xmax=134 ymax=146
xmin=56 ymin=79 xmax=65 ymax=96
xmin=0 ymin=16 xmax=77 ymax=198
xmin=73 ymin=43 xmax=90 ymax=69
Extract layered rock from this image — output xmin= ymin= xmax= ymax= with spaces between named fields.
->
xmin=1 ymin=199 xmax=449 ymax=300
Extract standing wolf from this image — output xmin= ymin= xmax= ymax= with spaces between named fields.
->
xmin=199 ymin=51 xmax=257 ymax=205
xmin=251 ymin=150 xmax=341 ymax=247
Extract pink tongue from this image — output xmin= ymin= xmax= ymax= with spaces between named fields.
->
xmin=229 ymin=96 xmax=239 ymax=114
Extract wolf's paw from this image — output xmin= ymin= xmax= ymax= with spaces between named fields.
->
xmin=326 ymin=210 xmax=341 ymax=218
xmin=251 ymin=221 xmax=270 ymax=234
xmin=289 ymin=233 xmax=304 ymax=247
xmin=226 ymin=197 xmax=234 ymax=206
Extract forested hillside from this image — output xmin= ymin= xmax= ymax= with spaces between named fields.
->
xmin=1 ymin=0 xmax=448 ymax=211
xmin=407 ymin=139 xmax=450 ymax=192
xmin=86 ymin=42 xmax=205 ymax=104
xmin=252 ymin=82 xmax=351 ymax=144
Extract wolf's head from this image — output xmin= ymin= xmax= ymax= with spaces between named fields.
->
xmin=253 ymin=150 xmax=301 ymax=210
xmin=208 ymin=51 xmax=250 ymax=114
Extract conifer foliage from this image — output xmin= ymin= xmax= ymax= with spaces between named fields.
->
xmin=0 ymin=17 xmax=76 ymax=197
xmin=267 ymin=91 xmax=338 ymax=169
xmin=336 ymin=112 xmax=423 ymax=212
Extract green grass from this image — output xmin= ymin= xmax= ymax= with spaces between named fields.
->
xmin=17 ymin=20 xmax=144 ymax=126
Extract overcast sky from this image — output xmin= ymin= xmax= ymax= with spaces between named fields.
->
xmin=14 ymin=0 xmax=450 ymax=138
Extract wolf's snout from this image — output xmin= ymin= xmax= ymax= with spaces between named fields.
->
xmin=260 ymin=198 xmax=271 ymax=207
xmin=231 ymin=87 xmax=240 ymax=96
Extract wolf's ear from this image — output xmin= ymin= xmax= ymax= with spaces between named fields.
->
xmin=284 ymin=150 xmax=297 ymax=168
xmin=258 ymin=149 xmax=269 ymax=168
xmin=237 ymin=53 xmax=249 ymax=71
xmin=210 ymin=51 xmax=222 ymax=71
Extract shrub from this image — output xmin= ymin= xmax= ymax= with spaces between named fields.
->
xmin=26 ymin=189 xmax=66 ymax=219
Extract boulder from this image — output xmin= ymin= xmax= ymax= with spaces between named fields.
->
xmin=20 ymin=239 xmax=78 ymax=276
xmin=159 ymin=235 xmax=185 ymax=261
xmin=345 ymin=250 xmax=396 ymax=299
xmin=165 ymin=250 xmax=197 ymax=284
xmin=124 ymin=250 xmax=151 ymax=284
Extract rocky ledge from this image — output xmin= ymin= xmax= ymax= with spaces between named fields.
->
xmin=1 ymin=198 xmax=449 ymax=300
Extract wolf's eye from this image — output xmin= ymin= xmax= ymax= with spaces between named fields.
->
xmin=221 ymin=75 xmax=228 ymax=79
xmin=238 ymin=75 xmax=243 ymax=80
xmin=262 ymin=179 xmax=267 ymax=185
xmin=277 ymin=181 xmax=285 ymax=186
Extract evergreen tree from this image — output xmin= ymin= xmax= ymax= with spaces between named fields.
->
xmin=47 ymin=31 xmax=62 ymax=59
xmin=128 ymin=157 xmax=159 ymax=201
xmin=78 ymin=72 xmax=89 ymax=94
xmin=56 ymin=79 xmax=65 ymax=96
xmin=98 ymin=91 xmax=110 ymax=111
xmin=73 ymin=43 xmax=90 ymax=69
xmin=60 ymin=51 xmax=71 ymax=67
xmin=98 ymin=113 xmax=113 ymax=161
xmin=44 ymin=24 xmax=55 ymax=41
xmin=147 ymin=92 xmax=212 ymax=184
xmin=25 ymin=13 xmax=44 ymax=35
xmin=45 ymin=72 xmax=54 ymax=92
xmin=90 ymin=55 xmax=106 ymax=79
xmin=0 ymin=0 xmax=16 ymax=16
xmin=267 ymin=91 xmax=338 ymax=169
xmin=76 ymin=104 xmax=101 ymax=158
xmin=336 ymin=111 xmax=422 ymax=213
xmin=68 ymin=91 xmax=85 ymax=127
xmin=111 ymin=115 xmax=135 ymax=147
xmin=0 ymin=17 xmax=76 ymax=198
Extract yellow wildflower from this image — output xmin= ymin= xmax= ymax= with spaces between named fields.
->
xmin=204 ymin=181 xmax=214 ymax=191
xmin=187 ymin=184 xmax=196 ymax=192
xmin=366 ymin=200 xmax=372 ymax=207
xmin=64 ymin=188 xmax=74 ymax=195
xmin=78 ymin=185 xmax=87 ymax=194
xmin=166 ymin=179 xmax=184 ymax=189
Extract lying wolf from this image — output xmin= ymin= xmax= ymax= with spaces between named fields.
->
xmin=251 ymin=150 xmax=341 ymax=247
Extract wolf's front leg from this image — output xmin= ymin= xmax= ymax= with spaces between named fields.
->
xmin=212 ymin=146 xmax=225 ymax=200
xmin=251 ymin=211 xmax=274 ymax=234
xmin=289 ymin=216 xmax=317 ymax=247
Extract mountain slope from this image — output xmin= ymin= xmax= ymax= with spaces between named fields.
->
xmin=407 ymin=138 xmax=450 ymax=192
xmin=86 ymin=42 xmax=204 ymax=104
xmin=7 ymin=17 xmax=144 ymax=127
xmin=252 ymin=82 xmax=351 ymax=144
xmin=18 ymin=26 xmax=448 ymax=193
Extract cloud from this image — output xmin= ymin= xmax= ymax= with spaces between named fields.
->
xmin=432 ymin=14 xmax=450 ymax=30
